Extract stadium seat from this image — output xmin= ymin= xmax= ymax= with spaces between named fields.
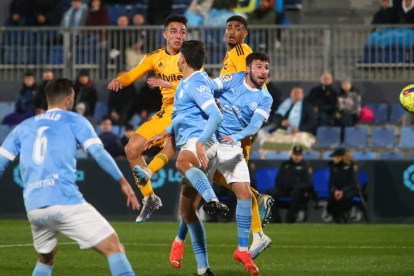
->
xmin=302 ymin=151 xmax=320 ymax=160
xmin=265 ymin=151 xmax=290 ymax=160
xmin=371 ymin=127 xmax=395 ymax=148
xmin=255 ymin=168 xmax=279 ymax=194
xmin=322 ymin=151 xmax=333 ymax=160
xmin=0 ymin=102 xmax=15 ymax=121
xmin=379 ymin=152 xmax=404 ymax=160
xmin=343 ymin=127 xmax=368 ymax=147
xmin=365 ymin=103 xmax=388 ymax=124
xmin=353 ymin=171 xmax=368 ymax=202
xmin=93 ymin=102 xmax=108 ymax=123
xmin=388 ymin=103 xmax=405 ymax=124
xmin=398 ymin=127 xmax=414 ymax=148
xmin=312 ymin=168 xmax=330 ymax=199
xmin=363 ymin=45 xmax=404 ymax=64
xmin=249 ymin=151 xmax=261 ymax=160
xmin=0 ymin=125 xmax=13 ymax=145
xmin=408 ymin=152 xmax=414 ymax=160
xmin=352 ymin=151 xmax=377 ymax=160
xmin=314 ymin=127 xmax=341 ymax=148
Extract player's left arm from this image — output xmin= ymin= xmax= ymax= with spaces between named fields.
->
xmin=0 ymin=126 xmax=21 ymax=179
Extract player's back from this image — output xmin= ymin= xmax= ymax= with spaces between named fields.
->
xmin=172 ymin=71 xmax=216 ymax=146
xmin=6 ymin=109 xmax=100 ymax=212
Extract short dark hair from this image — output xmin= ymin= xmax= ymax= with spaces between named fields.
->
xmin=45 ymin=78 xmax=74 ymax=106
xmin=246 ymin=52 xmax=270 ymax=67
xmin=125 ymin=123 xmax=134 ymax=131
xmin=24 ymin=71 xmax=35 ymax=78
xmin=180 ymin=40 xmax=206 ymax=70
xmin=164 ymin=14 xmax=188 ymax=29
xmin=101 ymin=115 xmax=112 ymax=122
xmin=226 ymin=15 xmax=248 ymax=29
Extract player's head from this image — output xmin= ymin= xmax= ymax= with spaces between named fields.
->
xmin=246 ymin=52 xmax=269 ymax=89
xmin=178 ymin=40 xmax=206 ymax=72
xmin=45 ymin=78 xmax=75 ymax=110
xmin=225 ymin=15 xmax=248 ymax=47
xmin=163 ymin=14 xmax=188 ymax=52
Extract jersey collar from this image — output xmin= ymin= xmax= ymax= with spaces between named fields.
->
xmin=47 ymin=108 xmax=63 ymax=112
xmin=243 ymin=79 xmax=260 ymax=92
xmin=183 ymin=70 xmax=201 ymax=83
xmin=165 ymin=47 xmax=180 ymax=56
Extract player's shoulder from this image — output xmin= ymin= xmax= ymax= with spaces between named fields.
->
xmin=230 ymin=44 xmax=252 ymax=57
xmin=260 ymin=86 xmax=272 ymax=99
xmin=220 ymin=71 xmax=245 ymax=83
xmin=145 ymin=47 xmax=166 ymax=58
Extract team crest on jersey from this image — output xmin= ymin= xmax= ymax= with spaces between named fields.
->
xmin=220 ymin=75 xmax=232 ymax=82
xmin=249 ymin=102 xmax=258 ymax=110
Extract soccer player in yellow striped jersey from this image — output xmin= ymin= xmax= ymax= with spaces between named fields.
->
xmin=107 ymin=15 xmax=188 ymax=223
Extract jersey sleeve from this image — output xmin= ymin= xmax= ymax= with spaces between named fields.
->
xmin=212 ymin=74 xmax=236 ymax=91
xmin=230 ymin=45 xmax=250 ymax=72
xmin=188 ymin=80 xmax=216 ymax=112
xmin=116 ymin=54 xmax=154 ymax=87
xmin=255 ymin=95 xmax=273 ymax=121
xmin=0 ymin=126 xmax=21 ymax=161
xmin=72 ymin=115 xmax=103 ymax=151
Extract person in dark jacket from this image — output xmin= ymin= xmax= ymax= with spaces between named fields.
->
xmin=400 ymin=0 xmax=414 ymax=24
xmin=85 ymin=0 xmax=110 ymax=26
xmin=265 ymin=77 xmax=282 ymax=116
xmin=327 ymin=149 xmax=359 ymax=223
xmin=265 ymin=146 xmax=313 ymax=223
xmin=30 ymin=0 xmax=63 ymax=26
xmin=135 ymin=75 xmax=163 ymax=121
xmin=147 ymin=0 xmax=172 ymax=25
xmin=272 ymin=87 xmax=317 ymax=134
xmin=7 ymin=0 xmax=31 ymax=26
xmin=33 ymin=70 xmax=54 ymax=115
xmin=108 ymin=71 xmax=137 ymax=125
xmin=16 ymin=71 xmax=36 ymax=115
xmin=306 ymin=72 xmax=338 ymax=127
xmin=73 ymin=70 xmax=98 ymax=117
xmin=371 ymin=0 xmax=399 ymax=25
xmin=99 ymin=115 xmax=120 ymax=158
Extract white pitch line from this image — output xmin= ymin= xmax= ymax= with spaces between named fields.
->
xmin=1 ymin=242 xmax=414 ymax=250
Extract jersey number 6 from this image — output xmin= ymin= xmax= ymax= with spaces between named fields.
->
xmin=32 ymin=126 xmax=50 ymax=165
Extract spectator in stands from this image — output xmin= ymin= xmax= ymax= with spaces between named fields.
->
xmin=135 ymin=75 xmax=163 ymax=121
xmin=61 ymin=0 xmax=89 ymax=28
xmin=147 ymin=0 xmax=172 ymax=25
xmin=185 ymin=0 xmax=214 ymax=26
xmin=85 ymin=0 xmax=110 ymax=26
xmin=75 ymin=102 xmax=96 ymax=126
xmin=247 ymin=0 xmax=276 ymax=25
xmin=335 ymin=77 xmax=361 ymax=130
xmin=306 ymin=72 xmax=338 ymax=126
xmin=33 ymin=70 xmax=54 ymax=115
xmin=399 ymin=0 xmax=414 ymax=24
xmin=133 ymin=13 xmax=146 ymax=26
xmin=30 ymin=0 xmax=63 ymax=26
xmin=119 ymin=124 xmax=135 ymax=157
xmin=272 ymin=87 xmax=317 ymax=134
xmin=99 ymin=115 xmax=120 ymax=158
xmin=266 ymin=76 xmax=282 ymax=116
xmin=7 ymin=0 xmax=31 ymax=26
xmin=131 ymin=14 xmax=148 ymax=53
xmin=108 ymin=71 xmax=137 ymax=125
xmin=371 ymin=0 xmax=399 ymax=25
xmin=265 ymin=146 xmax=313 ymax=223
xmin=73 ymin=70 xmax=98 ymax=117
xmin=206 ymin=1 xmax=238 ymax=26
xmin=327 ymin=149 xmax=359 ymax=224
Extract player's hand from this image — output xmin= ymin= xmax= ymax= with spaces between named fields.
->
xmin=215 ymin=98 xmax=224 ymax=114
xmin=108 ymin=79 xmax=123 ymax=92
xmin=290 ymin=128 xmax=299 ymax=134
xmin=144 ymin=131 xmax=168 ymax=150
xmin=220 ymin=136 xmax=234 ymax=147
xmin=119 ymin=177 xmax=140 ymax=210
xmin=147 ymin=77 xmax=173 ymax=89
xmin=196 ymin=141 xmax=208 ymax=169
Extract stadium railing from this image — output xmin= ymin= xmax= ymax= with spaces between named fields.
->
xmin=2 ymin=24 xmax=414 ymax=81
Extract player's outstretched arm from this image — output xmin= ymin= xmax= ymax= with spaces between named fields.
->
xmin=147 ymin=77 xmax=173 ymax=89
xmin=88 ymin=144 xmax=140 ymax=210
xmin=107 ymin=79 xmax=123 ymax=92
xmin=220 ymin=112 xmax=266 ymax=145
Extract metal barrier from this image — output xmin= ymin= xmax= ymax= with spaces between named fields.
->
xmin=1 ymin=25 xmax=414 ymax=81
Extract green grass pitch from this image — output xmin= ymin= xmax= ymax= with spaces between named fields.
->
xmin=0 ymin=220 xmax=414 ymax=275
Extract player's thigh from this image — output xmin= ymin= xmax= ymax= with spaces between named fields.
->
xmin=93 ymin=233 xmax=124 ymax=258
xmin=217 ymin=145 xmax=250 ymax=185
xmin=135 ymin=107 xmax=172 ymax=140
xmin=56 ymin=203 xmax=116 ymax=250
xmin=177 ymin=138 xmax=217 ymax=173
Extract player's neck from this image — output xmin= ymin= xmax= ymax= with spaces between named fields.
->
xmin=48 ymin=105 xmax=66 ymax=111
xmin=166 ymin=45 xmax=179 ymax=55
xmin=245 ymin=76 xmax=260 ymax=90
xmin=182 ymin=67 xmax=198 ymax=80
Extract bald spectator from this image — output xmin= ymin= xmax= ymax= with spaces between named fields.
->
xmin=306 ymin=72 xmax=338 ymax=126
xmin=272 ymin=87 xmax=317 ymax=134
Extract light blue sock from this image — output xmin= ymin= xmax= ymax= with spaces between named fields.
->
xmin=185 ymin=168 xmax=217 ymax=202
xmin=236 ymin=199 xmax=252 ymax=250
xmin=32 ymin=262 xmax=53 ymax=276
xmin=177 ymin=218 xmax=188 ymax=241
xmin=107 ymin=252 xmax=135 ymax=276
xmin=187 ymin=221 xmax=209 ymax=269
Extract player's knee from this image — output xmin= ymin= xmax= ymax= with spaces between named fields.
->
xmin=175 ymin=160 xmax=188 ymax=175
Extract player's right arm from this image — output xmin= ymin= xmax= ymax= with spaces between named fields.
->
xmin=107 ymin=53 xmax=154 ymax=92
xmin=73 ymin=116 xmax=140 ymax=210
xmin=0 ymin=126 xmax=21 ymax=179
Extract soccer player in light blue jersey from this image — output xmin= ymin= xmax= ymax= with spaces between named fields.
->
xmin=0 ymin=79 xmax=139 ymax=276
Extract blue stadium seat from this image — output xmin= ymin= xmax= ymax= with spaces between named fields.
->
xmin=249 ymin=151 xmax=261 ymax=160
xmin=398 ymin=127 xmax=414 ymax=148
xmin=0 ymin=125 xmax=13 ymax=145
xmin=322 ymin=151 xmax=333 ymax=160
xmin=93 ymin=102 xmax=108 ymax=124
xmin=265 ymin=151 xmax=290 ymax=160
xmin=343 ymin=127 xmax=368 ymax=147
xmin=302 ymin=151 xmax=320 ymax=160
xmin=388 ymin=104 xmax=405 ymax=124
xmin=314 ymin=127 xmax=341 ymax=148
xmin=363 ymin=45 xmax=405 ymax=64
xmin=312 ymin=168 xmax=330 ymax=199
xmin=380 ymin=152 xmax=404 ymax=160
xmin=255 ymin=168 xmax=279 ymax=194
xmin=352 ymin=151 xmax=377 ymax=160
xmin=0 ymin=102 xmax=15 ymax=121
xmin=353 ymin=171 xmax=368 ymax=202
xmin=365 ymin=103 xmax=388 ymax=124
xmin=371 ymin=127 xmax=395 ymax=148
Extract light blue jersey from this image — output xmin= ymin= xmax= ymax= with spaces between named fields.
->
xmin=0 ymin=109 xmax=103 ymax=212
xmin=171 ymin=71 xmax=217 ymax=147
xmin=212 ymin=72 xmax=273 ymax=144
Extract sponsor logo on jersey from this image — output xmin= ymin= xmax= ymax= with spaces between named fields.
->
xmin=249 ymin=102 xmax=258 ymax=110
xmin=157 ymin=73 xmax=182 ymax=82
xmin=158 ymin=62 xmax=164 ymax=67
xmin=220 ymin=75 xmax=232 ymax=82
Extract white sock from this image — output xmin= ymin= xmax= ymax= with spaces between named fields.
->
xmin=198 ymin=267 xmax=207 ymax=275
xmin=175 ymin=236 xmax=185 ymax=243
xmin=253 ymin=231 xmax=264 ymax=241
xmin=209 ymin=198 xmax=219 ymax=202
xmin=239 ymin=246 xmax=248 ymax=252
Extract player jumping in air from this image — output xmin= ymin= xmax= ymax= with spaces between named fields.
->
xmin=107 ymin=15 xmax=188 ymax=223
xmin=0 ymin=79 xmax=139 ymax=276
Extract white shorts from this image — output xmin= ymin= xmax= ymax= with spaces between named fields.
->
xmin=215 ymin=143 xmax=250 ymax=184
xmin=27 ymin=203 xmax=115 ymax=254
